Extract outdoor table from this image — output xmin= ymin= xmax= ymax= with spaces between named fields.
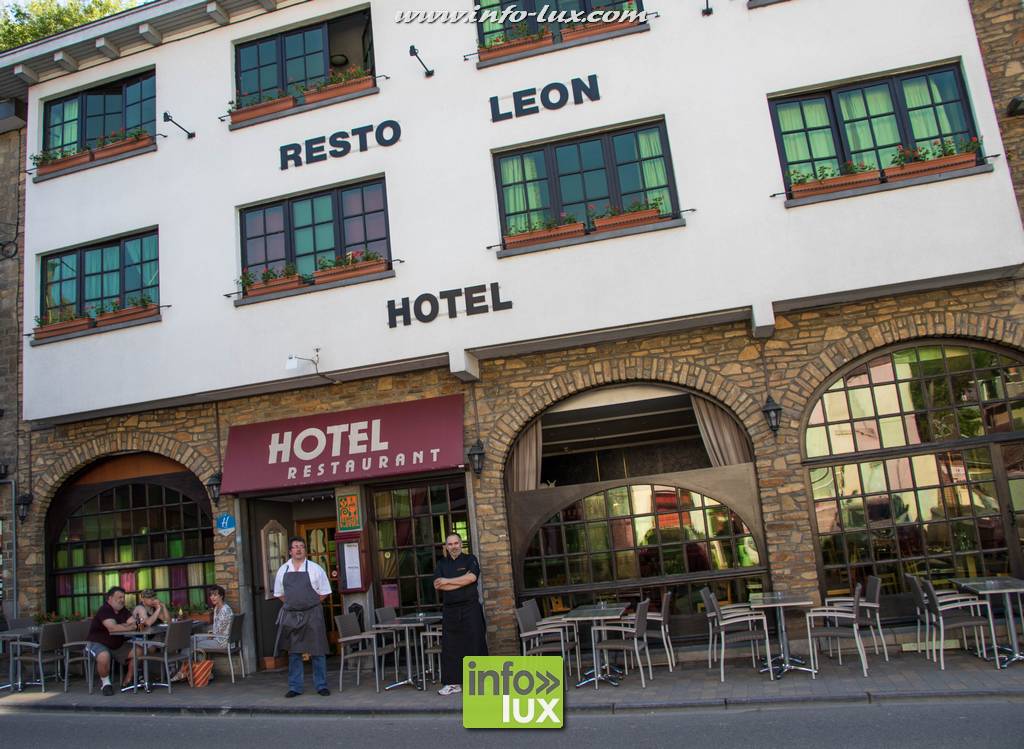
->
xmin=0 ymin=626 xmax=40 ymax=691
xmin=564 ymin=604 xmax=627 ymax=688
xmin=123 ymin=621 xmax=195 ymax=692
xmin=374 ymin=613 xmax=442 ymax=691
xmin=951 ymin=576 xmax=1024 ymax=668
xmin=749 ymin=592 xmax=815 ymax=678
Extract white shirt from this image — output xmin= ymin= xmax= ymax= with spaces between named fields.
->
xmin=273 ymin=558 xmax=332 ymax=598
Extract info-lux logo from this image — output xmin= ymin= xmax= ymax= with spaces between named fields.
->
xmin=462 ymin=656 xmax=564 ymax=729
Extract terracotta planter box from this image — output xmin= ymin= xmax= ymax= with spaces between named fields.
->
xmin=790 ymin=170 xmax=882 ymax=198
xmin=95 ymin=304 xmax=159 ymax=327
xmin=561 ymin=20 xmax=639 ymax=43
xmin=36 ymin=150 xmax=93 ymax=176
xmin=479 ymin=32 xmax=553 ymax=61
xmin=187 ymin=612 xmax=213 ymax=624
xmin=884 ymin=152 xmax=978 ymax=182
xmin=313 ymin=259 xmax=388 ymax=285
xmin=504 ymin=222 xmax=586 ymax=249
xmin=593 ymin=208 xmax=666 ymax=232
xmin=262 ymin=656 xmax=288 ymax=671
xmin=92 ymin=135 xmax=155 ymax=161
xmin=230 ymin=95 xmax=296 ymax=125
xmin=245 ymin=275 xmax=304 ymax=297
xmin=302 ymin=76 xmax=374 ymax=105
xmin=33 ymin=317 xmax=93 ymax=339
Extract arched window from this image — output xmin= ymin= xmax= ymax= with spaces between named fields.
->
xmin=804 ymin=342 xmax=1024 ymax=607
xmin=49 ymin=481 xmax=215 ymax=618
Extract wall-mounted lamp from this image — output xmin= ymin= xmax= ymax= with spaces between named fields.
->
xmin=0 ymin=463 xmax=7 ymax=479
xmin=162 ymin=111 xmax=196 ymax=138
xmin=1008 ymin=96 xmax=1024 ymax=117
xmin=762 ymin=395 xmax=783 ymax=434
xmin=701 ymin=0 xmax=713 ymax=16
xmin=286 ymin=347 xmax=321 ymax=371
xmin=409 ymin=45 xmax=434 ymax=77
xmin=205 ymin=472 xmax=222 ymax=506
xmin=15 ymin=493 xmax=33 ymax=522
xmin=467 ymin=439 xmax=485 ymax=475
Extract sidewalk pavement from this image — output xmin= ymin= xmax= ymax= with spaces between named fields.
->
xmin=4 ymin=643 xmax=1024 ymax=716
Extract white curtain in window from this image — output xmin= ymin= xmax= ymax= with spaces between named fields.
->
xmin=692 ymin=396 xmax=753 ymax=467
xmin=508 ymin=419 xmax=542 ymax=492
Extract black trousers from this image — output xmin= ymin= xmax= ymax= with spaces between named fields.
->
xmin=440 ymin=600 xmax=488 ymax=685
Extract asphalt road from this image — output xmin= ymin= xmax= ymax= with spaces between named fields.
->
xmin=1 ymin=698 xmax=1022 ymax=748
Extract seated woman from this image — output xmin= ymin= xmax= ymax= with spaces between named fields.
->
xmin=192 ymin=585 xmax=234 ymax=651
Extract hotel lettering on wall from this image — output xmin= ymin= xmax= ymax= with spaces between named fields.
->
xmin=387 ymin=282 xmax=512 ymax=328
xmin=220 ymin=395 xmax=465 ymax=493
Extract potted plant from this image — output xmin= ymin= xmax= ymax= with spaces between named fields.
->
xmin=33 ymin=309 xmax=94 ymax=339
xmin=561 ymin=1 xmax=640 ymax=42
xmin=300 ymin=66 xmax=374 ymax=105
xmin=788 ymin=160 xmax=882 ymax=198
xmin=92 ymin=128 xmax=155 ymax=160
xmin=95 ymin=294 xmax=159 ymax=326
xmin=242 ymin=263 xmax=304 ymax=297
xmin=31 ymin=145 xmax=93 ymax=176
xmin=478 ymin=23 xmax=554 ymax=61
xmin=592 ymin=198 xmax=668 ymax=232
xmin=312 ymin=251 xmax=388 ymax=284
xmin=228 ymin=89 xmax=295 ymax=124
xmin=503 ymin=213 xmax=586 ymax=249
xmin=884 ymin=138 xmax=981 ymax=182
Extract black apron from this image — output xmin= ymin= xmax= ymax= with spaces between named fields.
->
xmin=439 ymin=555 xmax=488 ymax=685
xmin=273 ymin=560 xmax=329 ymax=657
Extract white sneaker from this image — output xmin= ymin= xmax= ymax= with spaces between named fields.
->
xmin=437 ymin=684 xmax=462 ymax=695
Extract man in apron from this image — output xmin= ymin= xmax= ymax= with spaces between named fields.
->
xmin=433 ymin=533 xmax=488 ymax=695
xmin=273 ymin=536 xmax=333 ymax=697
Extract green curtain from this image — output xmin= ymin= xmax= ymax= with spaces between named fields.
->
xmin=137 ymin=567 xmax=153 ymax=590
xmin=808 ymin=130 xmax=836 ymax=159
xmin=783 ymin=133 xmax=810 ymax=162
xmin=500 ymin=155 xmax=523 ymax=185
xmin=864 ymin=85 xmax=893 ymax=116
xmin=802 ymin=100 xmax=829 ymax=128
xmin=73 ymin=573 xmax=88 ymax=595
xmin=902 ymin=78 xmax=931 ymax=108
xmin=638 ymin=130 xmax=662 ymax=159
xmin=776 ymin=102 xmax=804 ymax=132
xmin=838 ymin=91 xmax=866 ymax=120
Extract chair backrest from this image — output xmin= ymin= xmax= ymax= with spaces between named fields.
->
xmin=164 ymin=620 xmax=192 ymax=652
xmin=62 ymin=619 xmax=90 ymax=643
xmin=374 ymin=606 xmax=396 ymax=625
xmin=699 ymin=587 xmax=719 ymax=621
xmin=335 ymin=613 xmax=360 ymax=638
xmin=921 ymin=579 xmax=943 ymax=617
xmin=523 ymin=599 xmax=542 ymax=622
xmin=228 ymin=612 xmax=245 ymax=645
xmin=659 ymin=589 xmax=673 ymax=617
xmin=514 ymin=604 xmax=539 ymax=634
xmin=9 ymin=617 xmax=33 ymax=630
xmin=865 ymin=575 xmax=882 ymax=606
xmin=631 ymin=599 xmax=650 ymax=635
xmin=38 ymin=622 xmax=66 ymax=650
xmin=849 ymin=583 xmax=863 ymax=621
xmin=905 ymin=573 xmax=928 ymax=611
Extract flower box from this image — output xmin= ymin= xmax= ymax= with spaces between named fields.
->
xmin=561 ymin=19 xmax=639 ymax=43
xmin=92 ymin=134 xmax=155 ymax=161
xmin=302 ymin=76 xmax=375 ymax=105
xmin=313 ymin=258 xmax=388 ymax=285
xmin=479 ymin=32 xmax=554 ymax=62
xmin=593 ymin=208 xmax=666 ymax=232
xmin=884 ymin=152 xmax=978 ymax=182
xmin=33 ymin=317 xmax=93 ymax=339
xmin=245 ymin=275 xmax=304 ymax=297
xmin=504 ymin=222 xmax=586 ymax=249
xmin=262 ymin=655 xmax=288 ymax=671
xmin=95 ymin=304 xmax=159 ymax=327
xmin=187 ymin=611 xmax=213 ymax=625
xmin=36 ymin=150 xmax=93 ymax=176
xmin=230 ymin=95 xmax=296 ymax=125
xmin=789 ymin=170 xmax=882 ymax=198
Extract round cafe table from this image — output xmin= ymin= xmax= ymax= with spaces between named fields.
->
xmin=749 ymin=592 xmax=815 ymax=678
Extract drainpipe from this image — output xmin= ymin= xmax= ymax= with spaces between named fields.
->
xmin=1 ymin=478 xmax=17 ymax=618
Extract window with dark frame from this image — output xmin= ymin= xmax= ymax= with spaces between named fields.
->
xmin=495 ymin=121 xmax=678 ymax=236
xmin=43 ymin=71 xmax=156 ymax=155
xmin=235 ymin=11 xmax=375 ymax=107
xmin=770 ymin=65 xmax=980 ymax=186
xmin=477 ymin=0 xmax=642 ymax=50
xmin=241 ymin=179 xmax=391 ymax=279
xmin=40 ymin=231 xmax=159 ymax=324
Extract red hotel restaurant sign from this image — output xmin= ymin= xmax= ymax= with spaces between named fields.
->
xmin=220 ymin=395 xmax=465 ymax=494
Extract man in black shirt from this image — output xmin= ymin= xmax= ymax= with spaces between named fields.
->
xmin=86 ymin=586 xmax=140 ymax=695
xmin=433 ymin=533 xmax=488 ymax=695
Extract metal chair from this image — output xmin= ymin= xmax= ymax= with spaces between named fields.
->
xmin=921 ymin=578 xmax=998 ymax=670
xmin=699 ymin=587 xmax=756 ymax=668
xmin=623 ymin=589 xmax=675 ymax=671
xmin=191 ymin=613 xmax=246 ymax=683
xmin=515 ymin=604 xmax=568 ymax=668
xmin=805 ymin=583 xmax=869 ymax=678
xmin=700 ymin=587 xmax=772 ymax=683
xmin=826 ymin=575 xmax=888 ymax=661
xmin=905 ymin=574 xmax=983 ymax=661
xmin=13 ymin=622 xmax=65 ymax=692
xmin=336 ymin=613 xmax=395 ymax=692
xmin=419 ymin=624 xmax=443 ymax=685
xmin=521 ymin=599 xmax=581 ymax=676
xmin=134 ymin=620 xmax=192 ymax=692
xmin=62 ymin=619 xmax=93 ymax=693
xmin=591 ymin=599 xmax=654 ymax=689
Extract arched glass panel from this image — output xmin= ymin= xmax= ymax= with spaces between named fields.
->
xmin=50 ymin=482 xmax=215 ymax=618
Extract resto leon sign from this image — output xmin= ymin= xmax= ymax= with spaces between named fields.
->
xmin=221 ymin=395 xmax=465 ymax=494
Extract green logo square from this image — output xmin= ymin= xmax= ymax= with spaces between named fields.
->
xmin=462 ymin=656 xmax=564 ymax=729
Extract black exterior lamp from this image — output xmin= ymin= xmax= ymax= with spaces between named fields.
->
xmin=762 ymin=395 xmax=783 ymax=435
xmin=205 ymin=471 xmax=222 ymax=506
xmin=15 ymin=492 xmax=33 ymax=522
xmin=467 ymin=440 xmax=485 ymax=475
xmin=1009 ymin=96 xmax=1024 ymax=117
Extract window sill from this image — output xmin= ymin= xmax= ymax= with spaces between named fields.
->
xmin=783 ymin=163 xmax=993 ymax=208
xmin=227 ymin=86 xmax=380 ymax=131
xmin=32 ymin=141 xmax=158 ymax=183
xmin=233 ymin=268 xmax=396 ymax=307
xmin=476 ymin=23 xmax=650 ymax=69
xmin=29 ymin=312 xmax=161 ymax=346
xmin=748 ymin=0 xmax=792 ymax=8
xmin=496 ymin=217 xmax=685 ymax=259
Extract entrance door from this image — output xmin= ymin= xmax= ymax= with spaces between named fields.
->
xmin=246 ymin=499 xmax=293 ymax=664
xmin=993 ymin=441 xmax=1024 ymax=576
xmin=296 ymin=519 xmax=344 ymax=651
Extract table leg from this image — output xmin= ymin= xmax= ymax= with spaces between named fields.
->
xmin=994 ymin=592 xmax=1024 ymax=668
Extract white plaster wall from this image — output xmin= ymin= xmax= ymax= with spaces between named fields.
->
xmin=21 ymin=0 xmax=1024 ymax=419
